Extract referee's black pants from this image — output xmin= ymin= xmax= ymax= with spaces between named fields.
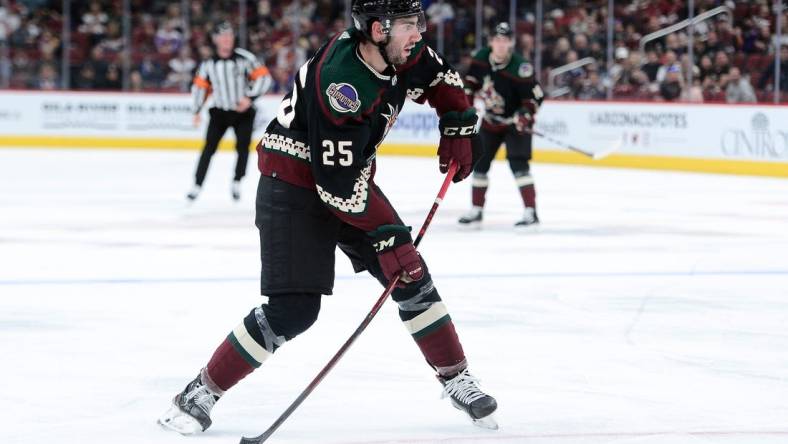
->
xmin=194 ymin=107 xmax=256 ymax=186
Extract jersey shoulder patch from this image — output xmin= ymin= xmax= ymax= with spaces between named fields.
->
xmin=317 ymin=33 xmax=382 ymax=119
xmin=507 ymin=53 xmax=533 ymax=79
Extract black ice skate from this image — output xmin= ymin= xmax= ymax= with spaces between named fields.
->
xmin=514 ymin=207 xmax=539 ymax=229
xmin=158 ymin=370 xmax=222 ymax=434
xmin=458 ymin=206 xmax=483 ymax=226
xmin=186 ymin=185 xmax=202 ymax=201
xmin=231 ymin=180 xmax=241 ymax=201
xmin=439 ymin=368 xmax=498 ymax=429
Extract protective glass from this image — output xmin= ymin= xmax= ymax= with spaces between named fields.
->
xmin=387 ymin=12 xmax=427 ymax=37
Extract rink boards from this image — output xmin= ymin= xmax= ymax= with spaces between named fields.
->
xmin=0 ymin=91 xmax=786 ymax=177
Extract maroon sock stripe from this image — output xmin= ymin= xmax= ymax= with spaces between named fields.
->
xmin=471 ymin=186 xmax=487 ymax=207
xmin=414 ymin=320 xmax=466 ymax=370
xmin=519 ymin=183 xmax=536 ymax=208
xmin=412 ymin=314 xmax=451 ymax=340
xmin=205 ymin=338 xmax=255 ymax=392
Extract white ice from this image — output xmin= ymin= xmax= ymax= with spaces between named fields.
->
xmin=1 ymin=148 xmax=787 ymax=444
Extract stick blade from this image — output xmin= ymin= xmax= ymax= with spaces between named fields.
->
xmin=239 ymin=433 xmax=267 ymax=444
xmin=592 ymin=139 xmax=622 ymax=160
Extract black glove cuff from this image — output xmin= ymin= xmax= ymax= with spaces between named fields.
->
xmin=367 ymin=225 xmax=413 ymax=253
xmin=439 ymin=108 xmax=479 ymax=139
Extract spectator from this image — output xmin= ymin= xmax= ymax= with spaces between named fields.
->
xmin=154 ymin=20 xmax=184 ymax=58
xmin=79 ymin=1 xmax=109 ymax=44
xmin=196 ymin=43 xmax=213 ymax=62
xmin=74 ymin=64 xmax=97 ymax=90
xmin=758 ymin=45 xmax=788 ymax=93
xmin=546 ymin=36 xmax=571 ymax=67
xmin=575 ymin=67 xmax=606 ymax=99
xmin=165 ymin=46 xmax=196 ymax=91
xmin=97 ymin=21 xmax=124 ymax=59
xmin=698 ymin=54 xmax=714 ymax=86
xmin=702 ymin=30 xmax=722 ymax=58
xmin=660 ymin=64 xmax=683 ymax=101
xmin=572 ymin=33 xmax=591 ymax=59
xmin=268 ymin=65 xmax=293 ymax=94
xmin=682 ymin=78 xmax=704 ymax=103
xmin=102 ymin=62 xmax=122 ymax=90
xmin=664 ymin=32 xmax=684 ymax=57
xmin=607 ymin=46 xmax=629 ymax=82
xmin=743 ymin=23 xmax=771 ymax=54
xmin=426 ymin=0 xmax=454 ymax=25
xmin=612 ymin=49 xmax=648 ymax=97
xmin=29 ymin=62 xmax=59 ymax=90
xmin=129 ymin=70 xmax=144 ymax=92
xmin=132 ymin=13 xmax=157 ymax=53
xmin=725 ymin=67 xmax=756 ymax=103
xmin=656 ymin=50 xmax=680 ymax=83
xmin=138 ymin=53 xmax=165 ymax=88
xmin=641 ymin=50 xmax=661 ymax=83
xmin=0 ymin=0 xmax=784 ymax=103
xmin=519 ymin=33 xmax=534 ymax=61
xmin=0 ymin=5 xmax=22 ymax=42
xmin=37 ymin=29 xmax=60 ymax=59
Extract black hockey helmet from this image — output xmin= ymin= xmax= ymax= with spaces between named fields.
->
xmin=492 ymin=22 xmax=514 ymax=39
xmin=352 ymin=0 xmax=426 ymax=39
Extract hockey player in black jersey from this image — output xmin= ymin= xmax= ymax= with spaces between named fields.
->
xmin=158 ymin=0 xmax=498 ymax=435
xmin=458 ymin=22 xmax=545 ymax=228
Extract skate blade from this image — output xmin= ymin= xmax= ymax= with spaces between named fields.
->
xmin=514 ymin=223 xmax=540 ymax=233
xmin=157 ymin=403 xmax=203 ymax=435
xmin=471 ymin=414 xmax=499 ymax=430
xmin=458 ymin=221 xmax=482 ymax=230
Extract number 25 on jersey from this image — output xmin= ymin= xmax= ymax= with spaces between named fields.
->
xmin=322 ymin=140 xmax=353 ymax=166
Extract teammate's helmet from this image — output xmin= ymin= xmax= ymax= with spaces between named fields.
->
xmin=492 ymin=22 xmax=514 ymax=39
xmin=352 ymin=0 xmax=426 ymax=39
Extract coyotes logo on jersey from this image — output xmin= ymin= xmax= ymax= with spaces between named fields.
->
xmin=479 ymin=76 xmax=505 ymax=115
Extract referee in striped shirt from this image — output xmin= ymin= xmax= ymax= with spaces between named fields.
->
xmin=187 ymin=21 xmax=272 ymax=201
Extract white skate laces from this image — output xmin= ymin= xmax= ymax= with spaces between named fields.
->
xmin=186 ymin=382 xmax=218 ymax=413
xmin=441 ymin=369 xmax=486 ymax=405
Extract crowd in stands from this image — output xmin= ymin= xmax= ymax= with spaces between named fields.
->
xmin=532 ymin=0 xmax=788 ymax=102
xmin=0 ymin=0 xmax=785 ymax=103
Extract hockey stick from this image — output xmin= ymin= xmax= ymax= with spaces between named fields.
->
xmin=239 ymin=161 xmax=460 ymax=444
xmin=487 ymin=115 xmax=620 ymax=160
xmin=525 ymin=127 xmax=620 ymax=160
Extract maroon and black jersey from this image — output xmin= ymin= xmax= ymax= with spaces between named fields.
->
xmin=464 ymin=47 xmax=544 ymax=132
xmin=256 ymin=28 xmax=472 ymax=232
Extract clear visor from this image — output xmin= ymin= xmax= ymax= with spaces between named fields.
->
xmin=387 ymin=12 xmax=427 ymax=37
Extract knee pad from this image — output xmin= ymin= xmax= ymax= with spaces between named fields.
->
xmin=392 ymin=278 xmax=442 ymax=321
xmin=244 ymin=293 xmax=321 ymax=352
xmin=392 ymin=279 xmax=455 ymax=346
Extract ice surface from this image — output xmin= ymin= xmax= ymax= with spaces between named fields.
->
xmin=1 ymin=148 xmax=787 ymax=444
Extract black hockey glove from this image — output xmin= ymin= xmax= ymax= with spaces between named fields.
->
xmin=438 ymin=108 xmax=478 ymax=182
xmin=368 ymin=225 xmax=423 ymax=286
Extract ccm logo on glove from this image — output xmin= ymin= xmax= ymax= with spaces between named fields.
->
xmin=373 ymin=235 xmax=396 ymax=252
xmin=368 ymin=225 xmax=424 ymax=285
xmin=442 ymin=125 xmax=476 ymax=136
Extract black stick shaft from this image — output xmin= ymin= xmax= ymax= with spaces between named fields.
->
xmin=524 ymin=127 xmax=596 ymax=158
xmin=239 ymin=161 xmax=460 ymax=444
